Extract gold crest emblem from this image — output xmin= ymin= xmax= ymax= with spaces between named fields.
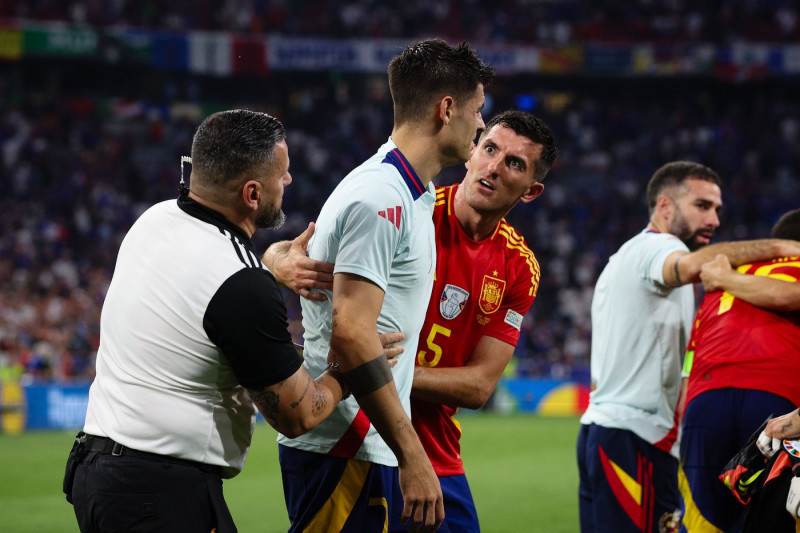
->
xmin=479 ymin=275 xmax=506 ymax=314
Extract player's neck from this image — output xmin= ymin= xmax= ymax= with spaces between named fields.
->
xmin=453 ymin=189 xmax=503 ymax=241
xmin=390 ymin=127 xmax=444 ymax=187
xmin=647 ymin=218 xmax=670 ymax=235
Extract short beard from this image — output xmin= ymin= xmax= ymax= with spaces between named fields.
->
xmin=255 ymin=207 xmax=286 ymax=229
xmin=670 ymin=217 xmax=705 ymax=251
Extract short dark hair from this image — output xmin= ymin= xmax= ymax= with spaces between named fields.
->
xmin=772 ymin=208 xmax=800 ymax=240
xmin=387 ymin=39 xmax=494 ymax=125
xmin=645 ymin=161 xmax=721 ymax=216
xmin=482 ymin=110 xmax=558 ymax=182
xmin=191 ymin=109 xmax=286 ymax=192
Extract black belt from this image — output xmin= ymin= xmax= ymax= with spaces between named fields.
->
xmin=87 ymin=435 xmax=222 ymax=475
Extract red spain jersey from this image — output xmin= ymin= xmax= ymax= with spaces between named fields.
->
xmin=411 ymin=184 xmax=539 ymax=476
xmin=685 ymin=257 xmax=800 ymax=407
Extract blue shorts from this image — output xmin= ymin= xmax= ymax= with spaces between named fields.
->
xmin=679 ymin=388 xmax=795 ymax=533
xmin=437 ymin=474 xmax=480 ymax=532
xmin=578 ymin=424 xmax=681 ymax=533
xmin=279 ymin=444 xmax=404 ymax=533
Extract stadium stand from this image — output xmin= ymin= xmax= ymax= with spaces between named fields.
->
xmin=1 ymin=2 xmax=799 ymax=389
xmin=4 ymin=0 xmax=799 ymax=44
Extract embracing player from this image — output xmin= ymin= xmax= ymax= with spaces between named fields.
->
xmin=409 ymin=110 xmax=557 ymax=531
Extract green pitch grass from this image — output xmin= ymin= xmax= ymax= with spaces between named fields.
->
xmin=1 ymin=413 xmax=581 ymax=532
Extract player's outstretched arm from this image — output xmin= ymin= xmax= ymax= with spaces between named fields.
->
xmin=261 ymin=222 xmax=334 ymax=301
xmin=330 ymin=272 xmax=444 ymax=531
xmin=247 ymin=364 xmax=348 ymax=439
xmin=412 ymin=335 xmax=513 ymax=410
xmin=662 ymin=239 xmax=800 ymax=287
xmin=700 ymin=254 xmax=800 ymax=311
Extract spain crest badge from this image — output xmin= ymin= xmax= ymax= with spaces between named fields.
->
xmin=479 ymin=274 xmax=505 ymax=314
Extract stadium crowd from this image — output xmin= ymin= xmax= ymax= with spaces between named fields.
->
xmin=2 ymin=0 xmax=800 ymax=386
xmin=1 ymin=58 xmax=798 ymax=387
xmin=3 ymin=0 xmax=799 ymax=45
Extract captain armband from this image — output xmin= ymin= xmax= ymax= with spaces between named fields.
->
xmin=344 ymin=354 xmax=394 ymax=399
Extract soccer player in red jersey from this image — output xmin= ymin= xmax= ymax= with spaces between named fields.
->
xmin=265 ymin=110 xmax=557 ymax=531
xmin=409 ymin=110 xmax=557 ymax=531
xmin=680 ymin=208 xmax=800 ymax=532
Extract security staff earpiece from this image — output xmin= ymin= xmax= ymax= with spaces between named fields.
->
xmin=179 ymin=156 xmax=192 ymax=197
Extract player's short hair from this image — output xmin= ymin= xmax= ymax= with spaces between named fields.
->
xmin=190 ymin=109 xmax=286 ymax=193
xmin=482 ymin=110 xmax=558 ymax=182
xmin=771 ymin=208 xmax=800 ymax=240
xmin=388 ymin=39 xmax=494 ymax=126
xmin=645 ymin=161 xmax=721 ymax=216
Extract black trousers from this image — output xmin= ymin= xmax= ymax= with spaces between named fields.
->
xmin=70 ymin=447 xmax=237 ymax=533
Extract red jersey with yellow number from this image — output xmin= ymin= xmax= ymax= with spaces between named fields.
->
xmin=685 ymin=257 xmax=800 ymax=407
xmin=411 ymin=184 xmax=539 ymax=476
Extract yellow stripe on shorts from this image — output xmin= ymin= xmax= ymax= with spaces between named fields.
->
xmin=678 ymin=463 xmax=723 ymax=532
xmin=368 ymin=497 xmax=388 ymax=533
xmin=303 ymin=459 xmax=371 ymax=533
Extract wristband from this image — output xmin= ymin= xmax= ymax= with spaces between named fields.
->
xmin=326 ymin=363 xmax=351 ymax=401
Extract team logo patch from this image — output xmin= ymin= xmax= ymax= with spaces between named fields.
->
xmin=783 ymin=440 xmax=800 ymax=457
xmin=439 ymin=284 xmax=469 ymax=320
xmin=504 ymin=309 xmax=523 ymax=330
xmin=479 ymin=275 xmax=506 ymax=314
xmin=659 ymin=510 xmax=682 ymax=533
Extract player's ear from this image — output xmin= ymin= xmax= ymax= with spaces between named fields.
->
xmin=657 ymin=193 xmax=674 ymax=221
xmin=438 ymin=96 xmax=454 ymax=125
xmin=242 ymin=180 xmax=260 ymax=209
xmin=519 ymin=182 xmax=544 ymax=204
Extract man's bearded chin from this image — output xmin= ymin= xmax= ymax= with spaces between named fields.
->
xmin=685 ymin=234 xmax=706 ymax=251
xmin=671 ymin=219 xmax=708 ymax=252
xmin=681 ymin=229 xmax=713 ymax=252
xmin=256 ymin=207 xmax=286 ymax=229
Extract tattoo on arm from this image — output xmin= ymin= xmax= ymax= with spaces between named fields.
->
xmin=312 ymin=382 xmax=327 ymax=417
xmin=395 ymin=415 xmax=410 ymax=431
xmin=673 ymin=255 xmax=683 ymax=286
xmin=248 ymin=389 xmax=280 ymax=429
xmin=290 ymin=376 xmax=311 ymax=408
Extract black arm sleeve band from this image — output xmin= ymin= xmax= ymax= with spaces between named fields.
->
xmin=344 ymin=355 xmax=393 ymax=399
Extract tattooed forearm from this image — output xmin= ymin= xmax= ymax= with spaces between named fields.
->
xmin=291 ymin=376 xmax=311 ymax=408
xmin=312 ymin=382 xmax=328 ymax=417
xmin=248 ymin=389 xmax=280 ymax=429
xmin=395 ymin=416 xmax=410 ymax=431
